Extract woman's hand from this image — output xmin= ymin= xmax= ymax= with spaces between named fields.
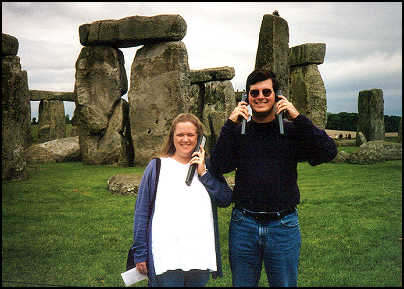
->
xmin=189 ymin=144 xmax=208 ymax=176
xmin=136 ymin=261 xmax=148 ymax=275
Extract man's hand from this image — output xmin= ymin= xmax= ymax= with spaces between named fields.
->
xmin=136 ymin=261 xmax=147 ymax=275
xmin=275 ymin=95 xmax=299 ymax=120
xmin=229 ymin=100 xmax=250 ymax=123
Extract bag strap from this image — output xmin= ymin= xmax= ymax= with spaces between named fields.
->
xmin=126 ymin=158 xmax=161 ymax=271
xmin=149 ymin=157 xmax=161 ymax=212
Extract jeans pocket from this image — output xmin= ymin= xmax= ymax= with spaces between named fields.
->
xmin=231 ymin=208 xmax=244 ymax=223
xmin=280 ymin=211 xmax=299 ymax=228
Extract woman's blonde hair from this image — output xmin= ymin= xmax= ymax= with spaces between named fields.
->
xmin=160 ymin=113 xmax=204 ymax=157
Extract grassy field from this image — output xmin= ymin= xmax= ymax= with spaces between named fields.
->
xmin=2 ymin=153 xmax=402 ymax=286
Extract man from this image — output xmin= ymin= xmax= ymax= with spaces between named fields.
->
xmin=210 ymin=69 xmax=337 ymax=287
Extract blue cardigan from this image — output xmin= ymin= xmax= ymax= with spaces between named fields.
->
xmin=132 ymin=157 xmax=232 ymax=284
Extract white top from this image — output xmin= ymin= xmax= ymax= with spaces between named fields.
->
xmin=151 ymin=157 xmax=217 ymax=276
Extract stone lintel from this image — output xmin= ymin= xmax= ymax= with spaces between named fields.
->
xmin=30 ymin=90 xmax=76 ymax=101
xmin=79 ymin=14 xmax=187 ymax=48
xmin=190 ymin=66 xmax=235 ymax=84
xmin=289 ymin=43 xmax=326 ymax=67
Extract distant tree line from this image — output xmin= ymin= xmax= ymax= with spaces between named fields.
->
xmin=326 ymin=112 xmax=401 ymax=132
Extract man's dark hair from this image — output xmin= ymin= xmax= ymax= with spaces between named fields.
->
xmin=246 ymin=69 xmax=279 ymax=93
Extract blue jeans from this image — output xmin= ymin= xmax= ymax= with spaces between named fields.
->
xmin=152 ymin=269 xmax=210 ymax=287
xmin=229 ymin=208 xmax=301 ymax=287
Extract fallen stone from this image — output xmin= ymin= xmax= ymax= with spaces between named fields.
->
xmin=25 ymin=136 xmax=81 ymax=164
xmin=190 ymin=66 xmax=235 ymax=84
xmin=330 ymin=150 xmax=351 ymax=163
xmin=289 ymin=43 xmax=326 ymax=67
xmin=2 ymin=33 xmax=19 ymax=56
xmin=107 ymin=173 xmax=143 ymax=195
xmin=79 ymin=14 xmax=187 ymax=48
xmin=356 ymin=131 xmax=367 ymax=146
xmin=348 ymin=140 xmax=402 ymax=164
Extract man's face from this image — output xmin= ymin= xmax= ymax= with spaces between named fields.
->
xmin=248 ymin=78 xmax=275 ymax=118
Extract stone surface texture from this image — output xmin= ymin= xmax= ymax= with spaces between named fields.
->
xmin=74 ymin=46 xmax=132 ymax=166
xmin=255 ymin=14 xmax=290 ymax=98
xmin=38 ymin=100 xmax=66 ymax=143
xmin=357 ymin=89 xmax=385 ymax=141
xmin=128 ymin=41 xmax=192 ymax=165
xmin=25 ymin=136 xmax=81 ymax=164
xmin=79 ymin=14 xmax=186 ymax=48
xmin=2 ymin=53 xmax=31 ymax=180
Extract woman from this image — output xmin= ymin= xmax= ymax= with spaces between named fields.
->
xmin=132 ymin=113 xmax=232 ymax=287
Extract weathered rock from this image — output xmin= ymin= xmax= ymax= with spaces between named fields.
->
xmin=25 ymin=136 xmax=81 ymax=164
xmin=30 ymin=90 xmax=76 ymax=101
xmin=331 ymin=150 xmax=351 ymax=163
xmin=128 ymin=41 xmax=192 ymax=165
xmin=202 ymin=80 xmax=236 ymax=153
xmin=348 ymin=140 xmax=402 ymax=164
xmin=2 ymin=55 xmax=31 ymax=180
xmin=190 ymin=66 xmax=235 ymax=84
xmin=79 ymin=14 xmax=187 ymax=48
xmin=38 ymin=100 xmax=66 ymax=143
xmin=107 ymin=173 xmax=143 ymax=195
xmin=74 ymin=46 xmax=131 ymax=166
xmin=75 ymin=46 xmax=127 ymax=134
xmin=255 ymin=14 xmax=290 ymax=98
xmin=189 ymin=83 xmax=205 ymax=119
xmin=356 ymin=131 xmax=367 ymax=146
xmin=289 ymin=43 xmax=326 ymax=67
xmin=2 ymin=33 xmax=19 ymax=56
xmin=399 ymin=117 xmax=402 ymax=143
xmin=357 ymin=89 xmax=385 ymax=141
xmin=78 ymin=99 xmax=133 ymax=166
xmin=289 ymin=64 xmax=327 ymax=129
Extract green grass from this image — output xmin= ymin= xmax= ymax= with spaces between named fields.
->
xmin=2 ymin=159 xmax=402 ymax=287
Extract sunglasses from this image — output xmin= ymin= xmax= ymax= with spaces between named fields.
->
xmin=249 ymin=89 xmax=273 ymax=98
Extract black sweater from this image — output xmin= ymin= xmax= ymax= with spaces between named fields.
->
xmin=210 ymin=114 xmax=338 ymax=211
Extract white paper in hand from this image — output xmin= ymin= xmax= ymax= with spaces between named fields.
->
xmin=121 ymin=267 xmax=148 ymax=287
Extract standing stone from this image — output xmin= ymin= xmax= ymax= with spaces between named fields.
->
xmin=38 ymin=100 xmax=66 ymax=143
xmin=2 ymin=33 xmax=19 ymax=56
xmin=399 ymin=117 xmax=402 ymax=143
xmin=289 ymin=64 xmax=327 ymax=129
xmin=128 ymin=41 xmax=191 ymax=165
xmin=2 ymin=36 xmax=31 ymax=180
xmin=289 ymin=43 xmax=327 ymax=129
xmin=74 ymin=45 xmax=132 ymax=165
xmin=203 ymin=80 xmax=236 ymax=153
xmin=357 ymin=89 xmax=385 ymax=141
xmin=255 ymin=14 xmax=290 ymax=98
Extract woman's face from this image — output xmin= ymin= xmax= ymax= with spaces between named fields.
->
xmin=173 ymin=121 xmax=198 ymax=159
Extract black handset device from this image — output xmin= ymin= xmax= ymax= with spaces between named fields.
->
xmin=275 ymin=89 xmax=285 ymax=135
xmin=241 ymin=92 xmax=248 ymax=135
xmin=185 ymin=134 xmax=206 ymax=186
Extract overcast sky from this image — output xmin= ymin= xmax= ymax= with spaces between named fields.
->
xmin=2 ymin=2 xmax=402 ymax=120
